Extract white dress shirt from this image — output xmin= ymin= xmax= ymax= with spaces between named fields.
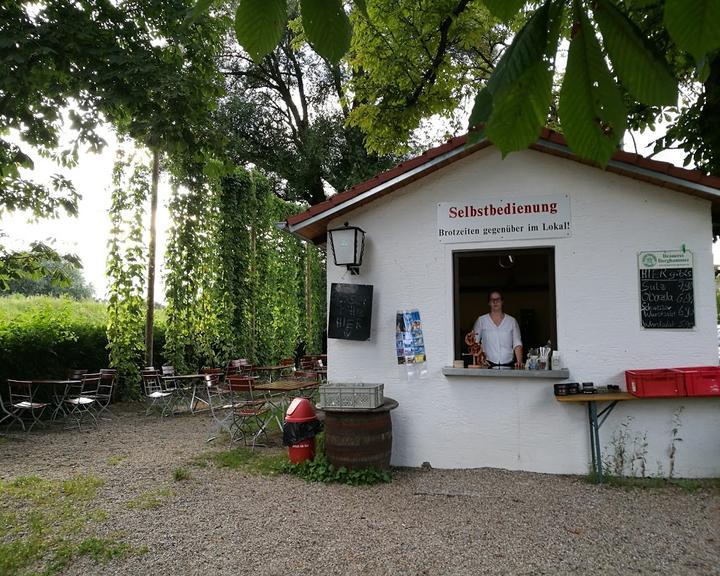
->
xmin=472 ymin=313 xmax=522 ymax=365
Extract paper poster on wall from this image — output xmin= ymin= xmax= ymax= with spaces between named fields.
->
xmin=396 ymin=309 xmax=426 ymax=364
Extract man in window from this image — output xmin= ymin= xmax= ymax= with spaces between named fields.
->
xmin=471 ymin=290 xmax=523 ymax=369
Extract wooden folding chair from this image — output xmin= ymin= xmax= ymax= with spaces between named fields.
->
xmin=226 ymin=375 xmax=271 ymax=449
xmin=224 ymin=359 xmax=251 ymax=380
xmin=91 ymin=369 xmax=117 ymax=418
xmin=6 ymin=380 xmax=49 ymax=432
xmin=141 ymin=369 xmax=180 ymax=416
xmin=279 ymin=357 xmax=296 ymax=378
xmin=63 ymin=374 xmax=100 ymax=430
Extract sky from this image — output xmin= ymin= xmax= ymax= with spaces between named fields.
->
xmin=2 ymin=128 xmax=172 ymax=301
xmin=0 ymin=124 xmax=716 ymax=302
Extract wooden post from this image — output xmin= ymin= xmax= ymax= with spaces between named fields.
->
xmin=145 ymin=149 xmax=160 ymax=368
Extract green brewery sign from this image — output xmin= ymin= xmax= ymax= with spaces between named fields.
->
xmin=639 ymin=250 xmax=693 ymax=269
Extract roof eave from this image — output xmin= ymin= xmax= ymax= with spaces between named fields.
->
xmin=286 ymin=138 xmax=484 ymax=242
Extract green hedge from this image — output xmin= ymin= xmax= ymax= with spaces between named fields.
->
xmin=0 ymin=296 xmax=166 ymax=397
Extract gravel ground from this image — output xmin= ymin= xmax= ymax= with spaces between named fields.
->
xmin=1 ymin=403 xmax=718 ymax=576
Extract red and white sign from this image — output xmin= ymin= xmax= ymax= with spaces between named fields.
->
xmin=437 ymin=195 xmax=571 ymax=243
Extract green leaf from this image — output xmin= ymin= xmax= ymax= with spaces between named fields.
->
xmin=696 ymin=56 xmax=711 ymax=83
xmin=623 ymin=0 xmax=658 ymax=7
xmin=354 ymin=0 xmax=368 ymax=18
xmin=235 ymin=0 xmax=288 ymax=62
xmin=664 ymin=0 xmax=720 ymax=62
xmin=487 ymin=0 xmax=554 ymax=95
xmin=486 ymin=63 xmax=553 ymax=154
xmin=594 ymin=0 xmax=677 ymax=106
xmin=483 ymin=0 xmax=526 ymax=22
xmin=470 ymin=0 xmax=561 ymax=148
xmin=559 ymin=2 xmax=627 ymax=167
xmin=185 ymin=0 xmax=214 ymax=24
xmin=467 ymin=88 xmax=493 ymax=143
xmin=300 ymin=0 xmax=352 ymax=63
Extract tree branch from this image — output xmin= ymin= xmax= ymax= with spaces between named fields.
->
xmin=407 ymin=0 xmax=472 ymax=107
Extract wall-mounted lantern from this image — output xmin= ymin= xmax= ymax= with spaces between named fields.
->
xmin=328 ymin=223 xmax=365 ymax=275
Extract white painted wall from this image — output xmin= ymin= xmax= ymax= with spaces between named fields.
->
xmin=325 ymin=147 xmax=720 ymax=477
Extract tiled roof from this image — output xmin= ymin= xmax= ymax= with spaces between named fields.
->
xmin=285 ymin=128 xmax=720 ymax=243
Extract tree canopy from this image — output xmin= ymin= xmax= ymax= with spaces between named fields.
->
xmin=5 ymin=258 xmax=93 ymax=299
xmin=218 ymin=14 xmax=396 ymax=205
xmin=1 ymin=0 xmax=226 ymax=203
xmin=1 ymin=0 xmax=228 ymax=290
xmin=219 ymin=0 xmax=509 ymax=204
xmin=346 ymin=0 xmax=507 ymax=155
xmin=231 ymin=0 xmax=720 ymax=175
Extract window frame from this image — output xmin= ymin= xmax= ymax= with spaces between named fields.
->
xmin=452 ymin=247 xmax=557 ymax=361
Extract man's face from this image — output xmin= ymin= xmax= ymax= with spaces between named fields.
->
xmin=489 ymin=292 xmax=503 ymax=312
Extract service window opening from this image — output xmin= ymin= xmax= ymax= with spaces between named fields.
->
xmin=453 ymin=248 xmax=557 ymax=361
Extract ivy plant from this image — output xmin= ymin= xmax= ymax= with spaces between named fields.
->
xmin=106 ymin=149 xmax=149 ymax=399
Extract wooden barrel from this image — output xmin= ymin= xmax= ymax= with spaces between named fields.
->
xmin=322 ymin=399 xmax=397 ymax=470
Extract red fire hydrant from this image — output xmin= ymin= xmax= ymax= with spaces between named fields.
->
xmin=283 ymin=397 xmax=321 ymax=464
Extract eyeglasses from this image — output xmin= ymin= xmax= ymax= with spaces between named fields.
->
xmin=489 ymin=298 xmax=502 ymax=302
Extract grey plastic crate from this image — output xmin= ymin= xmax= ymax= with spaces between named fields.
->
xmin=319 ymin=382 xmax=384 ymax=409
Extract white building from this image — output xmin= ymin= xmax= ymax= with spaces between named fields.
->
xmin=282 ymin=130 xmax=720 ymax=478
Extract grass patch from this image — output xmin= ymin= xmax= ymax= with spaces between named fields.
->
xmin=589 ymin=474 xmax=720 ymax=493
xmin=107 ymin=455 xmax=126 ymax=466
xmin=126 ymin=487 xmax=174 ymax=510
xmin=194 ymin=435 xmax=392 ymax=486
xmin=173 ymin=468 xmax=191 ymax=481
xmin=0 ymin=474 xmax=134 ymax=575
xmin=192 ymin=447 xmax=288 ymax=476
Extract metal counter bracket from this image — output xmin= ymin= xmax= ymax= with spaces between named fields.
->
xmin=588 ymin=399 xmax=622 ymax=483
xmin=556 ymin=393 xmax=638 ymax=484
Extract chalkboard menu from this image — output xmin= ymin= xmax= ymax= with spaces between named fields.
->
xmin=638 ymin=251 xmax=694 ymax=329
xmin=328 ymin=283 xmax=373 ymax=340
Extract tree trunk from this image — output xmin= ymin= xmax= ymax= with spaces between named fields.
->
xmin=699 ymin=53 xmax=720 ymax=176
xmin=305 ymin=244 xmax=312 ymax=352
xmin=145 ymin=149 xmax=160 ymax=367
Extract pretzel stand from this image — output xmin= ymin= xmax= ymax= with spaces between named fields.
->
xmin=464 ymin=331 xmax=489 ymax=369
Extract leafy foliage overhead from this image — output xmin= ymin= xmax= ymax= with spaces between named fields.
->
xmin=235 ymin=0 xmax=287 ymax=61
xmin=228 ymin=0 xmax=720 ymax=171
xmin=219 ymin=14 xmax=398 ymax=204
xmin=663 ymin=0 xmax=720 ymax=64
xmin=233 ymin=0 xmax=352 ymax=64
xmin=2 ymin=0 xmax=228 ymax=298
xmin=222 ymin=0 xmax=507 ymax=196
xmin=559 ymin=0 xmax=628 ymax=166
xmin=347 ymin=0 xmax=505 ymax=155
xmin=1 ymin=0 xmax=226 ymax=218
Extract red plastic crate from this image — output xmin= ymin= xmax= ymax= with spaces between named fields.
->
xmin=671 ymin=366 xmax=720 ymax=397
xmin=624 ymin=369 xmax=686 ymax=397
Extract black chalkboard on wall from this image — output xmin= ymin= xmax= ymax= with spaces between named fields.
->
xmin=328 ymin=283 xmax=373 ymax=340
xmin=638 ymin=251 xmax=694 ymax=329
